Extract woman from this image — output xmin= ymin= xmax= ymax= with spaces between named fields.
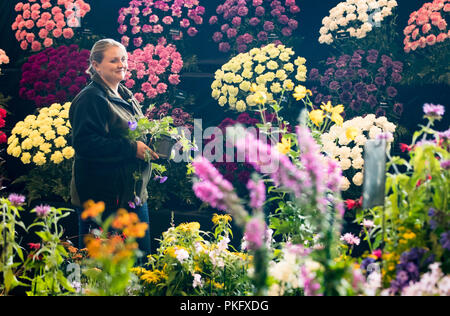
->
xmin=69 ymin=39 xmax=158 ymax=257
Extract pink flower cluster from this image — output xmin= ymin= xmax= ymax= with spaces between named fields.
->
xmin=403 ymin=0 xmax=450 ymax=53
xmin=0 ymin=106 xmax=7 ymax=144
xmin=19 ymin=45 xmax=90 ymax=107
xmin=0 ymin=49 xmax=9 ymax=73
xmin=12 ymin=0 xmax=91 ymax=52
xmin=209 ymin=0 xmax=301 ymax=53
xmin=118 ymin=0 xmax=205 ymax=49
xmin=125 ymin=42 xmax=183 ymax=105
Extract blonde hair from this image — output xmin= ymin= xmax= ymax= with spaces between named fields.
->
xmin=86 ymin=39 xmax=127 ymax=78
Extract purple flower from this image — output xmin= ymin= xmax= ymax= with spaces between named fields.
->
xmin=35 ymin=204 xmax=51 ymax=217
xmin=366 ymin=84 xmax=378 ymax=92
xmin=341 ymin=81 xmax=352 ymax=91
xmin=309 ymin=68 xmax=320 ymax=81
xmin=367 ymin=95 xmax=378 ymax=109
xmin=357 ymin=69 xmax=369 ymax=78
xmin=375 ymin=76 xmax=386 ymax=86
xmin=243 ymin=217 xmax=267 ymax=250
xmin=423 ymin=103 xmax=445 ymax=118
xmin=329 ymin=81 xmax=340 ymax=90
xmin=441 ymin=160 xmax=450 ymax=170
xmin=128 ymin=120 xmax=138 ymax=131
xmin=247 ymin=179 xmax=266 ymax=210
xmin=340 ymin=91 xmax=353 ymax=104
xmin=387 ymin=86 xmax=398 ymax=98
xmin=440 ymin=231 xmax=450 ymax=251
xmin=8 ymin=194 xmax=26 ymax=206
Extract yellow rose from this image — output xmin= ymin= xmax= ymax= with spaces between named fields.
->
xmin=211 ymin=79 xmax=222 ymax=90
xmin=239 ymin=81 xmax=251 ymax=92
xmin=50 ymin=151 xmax=64 ymax=164
xmin=233 ymin=74 xmax=243 ymax=84
xmin=264 ymin=72 xmax=276 ymax=82
xmin=49 ymin=103 xmax=62 ymax=111
xmin=294 ymin=57 xmax=307 ymax=66
xmin=223 ymin=72 xmax=235 ymax=84
xmin=228 ymin=86 xmax=239 ymax=97
xmin=228 ymin=96 xmax=237 ymax=106
xmin=59 ymin=109 xmax=69 ymax=119
xmin=63 ymin=102 xmax=71 ymax=110
xmin=283 ymin=63 xmax=294 ymax=72
xmin=256 ymin=75 xmax=267 ymax=86
xmin=53 ymin=117 xmax=65 ymax=126
xmin=54 ymin=136 xmax=67 ymax=148
xmin=279 ymin=52 xmax=291 ymax=62
xmin=21 ymin=152 xmax=32 ymax=164
xmin=40 ymin=142 xmax=52 ymax=154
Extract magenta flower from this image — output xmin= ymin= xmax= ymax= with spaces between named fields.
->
xmin=423 ymin=103 xmax=445 ymax=118
xmin=247 ymin=179 xmax=266 ymax=211
xmin=243 ymin=217 xmax=267 ymax=250
xmin=8 ymin=193 xmax=26 ymax=206
xmin=35 ymin=204 xmax=51 ymax=218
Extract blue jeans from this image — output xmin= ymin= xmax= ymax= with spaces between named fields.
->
xmin=77 ymin=202 xmax=151 ymax=263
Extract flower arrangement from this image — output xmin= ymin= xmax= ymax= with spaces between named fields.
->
xmin=0 ymin=49 xmax=9 ymax=74
xmin=209 ymin=0 xmax=301 ymax=54
xmin=403 ymin=0 xmax=449 ymax=53
xmin=318 ymin=0 xmax=398 ymax=45
xmin=125 ymin=42 xmax=183 ymax=111
xmin=134 ymin=216 xmax=251 ymax=296
xmin=12 ymin=0 xmax=91 ymax=52
xmin=7 ymin=102 xmax=74 ymax=202
xmin=211 ymin=44 xmax=307 ymax=112
xmin=319 ymin=113 xmax=396 ymax=191
xmin=117 ymin=0 xmax=205 ymax=49
xmin=7 ymin=102 xmax=74 ymax=166
xmin=19 ymin=45 xmax=90 ymax=108
xmin=402 ymin=0 xmax=450 ymax=84
xmin=309 ymin=49 xmax=404 ymax=121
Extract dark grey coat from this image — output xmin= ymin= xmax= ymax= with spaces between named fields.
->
xmin=69 ymin=74 xmax=151 ymax=212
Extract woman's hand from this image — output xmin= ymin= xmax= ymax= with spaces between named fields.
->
xmin=136 ymin=141 xmax=159 ymax=161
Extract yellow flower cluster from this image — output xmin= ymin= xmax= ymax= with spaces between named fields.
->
xmin=7 ymin=102 xmax=74 ymax=166
xmin=211 ymin=44 xmax=307 ymax=112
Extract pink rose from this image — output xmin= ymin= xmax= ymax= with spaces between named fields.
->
xmin=62 ymin=28 xmax=74 ymax=39
xmin=168 ymin=74 xmax=180 ymax=85
xmin=43 ymin=37 xmax=53 ymax=47
xmin=31 ymin=40 xmax=41 ymax=52
xmin=426 ymin=34 xmax=437 ymax=46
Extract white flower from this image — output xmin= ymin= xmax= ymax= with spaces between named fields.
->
xmin=192 ymin=274 xmax=203 ymax=289
xmin=352 ymin=157 xmax=365 ymax=169
xmin=352 ymin=172 xmax=364 ymax=186
xmin=175 ymin=248 xmax=189 ymax=263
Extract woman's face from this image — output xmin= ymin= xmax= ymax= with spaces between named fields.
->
xmin=93 ymin=45 xmax=128 ymax=88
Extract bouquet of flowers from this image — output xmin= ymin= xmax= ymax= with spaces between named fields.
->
xmin=211 ymin=44 xmax=307 ymax=112
xmin=0 ymin=49 xmax=9 ymax=74
xmin=319 ymin=113 xmax=396 ymax=191
xmin=117 ymin=0 xmax=205 ymax=50
xmin=19 ymin=45 xmax=90 ymax=108
xmin=125 ymin=42 xmax=183 ymax=111
xmin=403 ymin=0 xmax=449 ymax=53
xmin=12 ymin=0 xmax=91 ymax=52
xmin=402 ymin=0 xmax=450 ymax=84
xmin=209 ymin=0 xmax=301 ymax=54
xmin=308 ymin=49 xmax=404 ymax=121
xmin=7 ymin=102 xmax=75 ymax=202
xmin=319 ymin=0 xmax=398 ymax=46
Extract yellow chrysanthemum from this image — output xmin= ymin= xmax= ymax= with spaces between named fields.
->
xmin=21 ymin=152 xmax=31 ymax=164
xmin=54 ymin=136 xmax=67 ymax=148
xmin=32 ymin=151 xmax=46 ymax=166
xmin=50 ymin=151 xmax=64 ymax=164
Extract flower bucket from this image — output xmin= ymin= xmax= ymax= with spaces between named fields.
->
xmin=152 ymin=135 xmax=177 ymax=160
